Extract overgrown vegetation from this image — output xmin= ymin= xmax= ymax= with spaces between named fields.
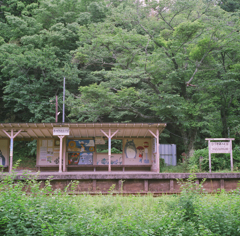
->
xmin=12 ymin=141 xmax=37 ymax=169
xmin=1 ymin=0 xmax=240 ymax=158
xmin=0 ymin=168 xmax=240 ymax=235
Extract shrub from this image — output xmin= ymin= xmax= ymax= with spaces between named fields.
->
xmin=189 ymin=146 xmax=240 ymax=172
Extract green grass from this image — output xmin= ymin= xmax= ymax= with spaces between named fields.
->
xmin=1 ymin=170 xmax=240 ymax=235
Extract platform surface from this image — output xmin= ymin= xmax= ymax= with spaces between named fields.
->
xmin=2 ymin=171 xmax=240 ymax=180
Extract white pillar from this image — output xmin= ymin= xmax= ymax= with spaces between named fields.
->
xmin=10 ymin=130 xmax=13 ymax=172
xmin=230 ymin=140 xmax=233 ymax=171
xmin=58 ymin=135 xmax=64 ymax=173
xmin=100 ymin=129 xmax=119 ymax=172
xmin=208 ymin=140 xmax=211 ymax=173
xmin=63 ymin=137 xmax=66 ymax=172
xmin=108 ymin=129 xmax=111 ymax=172
xmin=156 ymin=129 xmax=159 ymax=173
xmin=3 ymin=129 xmax=21 ymax=172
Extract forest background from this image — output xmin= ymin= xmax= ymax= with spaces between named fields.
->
xmin=0 ymin=0 xmax=240 ymax=162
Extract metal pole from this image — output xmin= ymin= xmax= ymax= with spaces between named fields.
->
xmin=63 ymin=77 xmax=65 ymax=123
xmin=56 ymin=95 xmax=58 ymax=123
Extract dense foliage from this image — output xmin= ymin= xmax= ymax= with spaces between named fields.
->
xmin=0 ymin=172 xmax=240 ymax=235
xmin=1 ymin=0 xmax=240 ymax=158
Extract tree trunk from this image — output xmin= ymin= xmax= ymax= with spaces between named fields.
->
xmin=220 ymin=107 xmax=228 ymax=138
xmin=181 ymin=128 xmax=198 ymax=158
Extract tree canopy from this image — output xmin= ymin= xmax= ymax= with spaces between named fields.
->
xmin=0 ymin=0 xmax=240 ymax=157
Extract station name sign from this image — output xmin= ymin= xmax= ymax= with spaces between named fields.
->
xmin=209 ymin=142 xmax=231 ymax=153
xmin=53 ymin=127 xmax=69 ymax=136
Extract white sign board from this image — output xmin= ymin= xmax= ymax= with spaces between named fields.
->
xmin=206 ymin=138 xmax=235 ymax=172
xmin=95 ymin=137 xmax=105 ymax=145
xmin=209 ymin=142 xmax=231 ymax=153
xmin=53 ymin=127 xmax=69 ymax=136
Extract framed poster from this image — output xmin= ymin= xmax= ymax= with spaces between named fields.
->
xmin=39 ymin=139 xmax=58 ymax=165
xmin=68 ymin=152 xmax=93 ymax=165
xmin=68 ymin=152 xmax=80 ymax=165
xmin=67 ymin=139 xmax=95 ymax=152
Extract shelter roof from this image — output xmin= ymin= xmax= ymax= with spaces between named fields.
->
xmin=0 ymin=123 xmax=166 ymax=139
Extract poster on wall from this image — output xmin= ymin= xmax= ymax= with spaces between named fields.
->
xmin=39 ymin=139 xmax=59 ymax=165
xmin=124 ymin=140 xmax=137 ymax=159
xmin=67 ymin=140 xmax=95 ymax=152
xmin=124 ymin=138 xmax=152 ymax=164
xmin=68 ymin=152 xmax=93 ymax=165
xmin=0 ymin=150 xmax=6 ymax=166
xmin=0 ymin=140 xmax=8 ymax=166
xmin=97 ymin=154 xmax=122 ymax=165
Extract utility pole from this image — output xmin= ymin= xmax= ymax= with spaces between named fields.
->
xmin=55 ymin=95 xmax=58 ymax=123
xmin=63 ymin=77 xmax=65 ymax=123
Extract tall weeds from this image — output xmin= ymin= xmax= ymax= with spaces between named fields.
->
xmin=0 ymin=168 xmax=240 ymax=235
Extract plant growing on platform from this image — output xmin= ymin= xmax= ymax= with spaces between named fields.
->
xmin=177 ymin=174 xmax=206 ymax=221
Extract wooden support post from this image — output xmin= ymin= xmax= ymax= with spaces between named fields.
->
xmin=62 ymin=137 xmax=66 ymax=172
xmin=220 ymin=179 xmax=224 ymax=190
xmin=208 ymin=140 xmax=211 ymax=173
xmin=100 ymin=129 xmax=119 ymax=172
xmin=93 ymin=180 xmax=96 ymax=191
xmin=118 ymin=180 xmax=123 ymax=192
xmin=3 ymin=129 xmax=22 ymax=172
xmin=156 ymin=129 xmax=159 ymax=173
xmin=10 ymin=130 xmax=13 ymax=172
xmin=148 ymin=129 xmax=159 ymax=173
xmin=144 ymin=180 xmax=148 ymax=192
xmin=108 ymin=129 xmax=111 ymax=172
xmin=230 ymin=140 xmax=233 ymax=171
xmin=58 ymin=135 xmax=64 ymax=173
xmin=170 ymin=180 xmax=174 ymax=191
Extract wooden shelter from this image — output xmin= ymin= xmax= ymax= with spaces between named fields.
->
xmin=0 ymin=123 xmax=166 ymax=173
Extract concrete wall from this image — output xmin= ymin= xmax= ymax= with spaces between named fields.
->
xmin=12 ymin=173 xmax=240 ymax=194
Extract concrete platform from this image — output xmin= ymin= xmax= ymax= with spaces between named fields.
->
xmin=4 ymin=171 xmax=240 ymax=180
xmin=2 ymin=171 xmax=240 ymax=194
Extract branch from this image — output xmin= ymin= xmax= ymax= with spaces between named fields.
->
xmin=141 ymin=78 xmax=161 ymax=95
xmin=158 ymin=11 xmax=174 ymax=30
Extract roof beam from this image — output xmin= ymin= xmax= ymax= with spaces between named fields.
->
xmin=148 ymin=129 xmax=158 ymax=139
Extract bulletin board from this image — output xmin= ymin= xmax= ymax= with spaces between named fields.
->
xmin=38 ymin=139 xmax=60 ymax=165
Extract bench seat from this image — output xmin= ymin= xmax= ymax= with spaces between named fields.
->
xmin=35 ymin=165 xmax=59 ymax=171
xmin=66 ymin=164 xmax=152 ymax=172
xmin=36 ymin=164 xmax=152 ymax=172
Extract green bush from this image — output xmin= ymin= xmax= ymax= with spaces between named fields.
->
xmin=13 ymin=141 xmax=37 ymax=168
xmin=188 ymin=146 xmax=240 ymax=172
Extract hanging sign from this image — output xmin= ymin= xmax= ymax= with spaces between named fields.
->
xmin=53 ymin=127 xmax=69 ymax=136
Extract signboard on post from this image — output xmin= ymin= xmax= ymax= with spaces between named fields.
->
xmin=209 ymin=142 xmax=231 ymax=153
xmin=53 ymin=127 xmax=69 ymax=136
xmin=206 ymin=138 xmax=235 ymax=172
xmin=53 ymin=127 xmax=69 ymax=172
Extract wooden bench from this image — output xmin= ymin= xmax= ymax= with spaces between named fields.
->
xmin=36 ymin=164 xmax=152 ymax=172
xmin=35 ymin=165 xmax=59 ymax=171
xmin=66 ymin=164 xmax=152 ymax=172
